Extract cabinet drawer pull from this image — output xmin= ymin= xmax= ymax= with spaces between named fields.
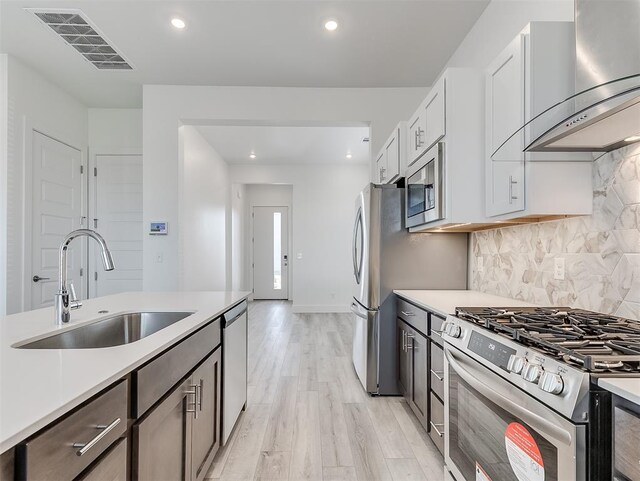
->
xmin=430 ymin=369 xmax=444 ymax=381
xmin=401 ymin=310 xmax=415 ymax=317
xmin=430 ymin=422 xmax=445 ymax=438
xmin=72 ymin=417 xmax=121 ymax=456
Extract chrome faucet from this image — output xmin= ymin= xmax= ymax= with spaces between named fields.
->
xmin=55 ymin=229 xmax=115 ymax=325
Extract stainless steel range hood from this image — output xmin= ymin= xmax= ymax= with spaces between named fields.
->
xmin=492 ymin=0 xmax=640 ymax=160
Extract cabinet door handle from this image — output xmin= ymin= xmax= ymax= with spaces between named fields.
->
xmin=430 ymin=369 xmax=444 ymax=381
xmin=406 ymin=333 xmax=414 ymax=350
xmin=430 ymin=422 xmax=445 ymax=438
xmin=198 ymin=379 xmax=203 ymax=412
xmin=509 ymin=175 xmax=519 ymax=203
xmin=72 ymin=418 xmax=121 ymax=456
xmin=185 ymin=387 xmax=199 ymax=419
xmin=401 ymin=310 xmax=415 ymax=317
xmin=417 ymin=127 xmax=424 ymax=148
xmin=402 ymin=330 xmax=406 ymax=352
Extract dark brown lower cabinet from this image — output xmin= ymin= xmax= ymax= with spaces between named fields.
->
xmin=191 ymin=349 xmax=222 ymax=481
xmin=397 ymin=318 xmax=429 ymax=430
xmin=133 ymin=347 xmax=222 ymax=481
xmin=77 ymin=439 xmax=127 ymax=481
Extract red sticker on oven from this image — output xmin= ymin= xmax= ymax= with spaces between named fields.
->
xmin=505 ymin=422 xmax=545 ymax=481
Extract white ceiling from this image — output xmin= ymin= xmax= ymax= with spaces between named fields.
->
xmin=194 ymin=124 xmax=370 ymax=165
xmin=0 ymin=0 xmax=489 ymax=108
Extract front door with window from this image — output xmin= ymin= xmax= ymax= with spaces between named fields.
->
xmin=252 ymin=206 xmax=288 ymax=299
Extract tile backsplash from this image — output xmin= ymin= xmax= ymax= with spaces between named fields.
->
xmin=471 ymin=143 xmax=640 ymax=320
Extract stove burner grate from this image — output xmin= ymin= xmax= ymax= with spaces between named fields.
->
xmin=455 ymin=307 xmax=640 ymax=373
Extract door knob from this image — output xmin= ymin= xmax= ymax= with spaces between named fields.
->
xmin=32 ymin=275 xmax=50 ymax=282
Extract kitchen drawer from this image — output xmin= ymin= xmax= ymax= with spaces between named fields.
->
xmin=429 ymin=392 xmax=445 ymax=455
xmin=430 ymin=341 xmax=445 ymax=401
xmin=135 ymin=318 xmax=221 ymax=417
xmin=396 ymin=297 xmax=427 ymax=335
xmin=77 ymin=438 xmax=127 ymax=481
xmin=430 ymin=314 xmax=445 ymax=347
xmin=16 ymin=380 xmax=127 ymax=481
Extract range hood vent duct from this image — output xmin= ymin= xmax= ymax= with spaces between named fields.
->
xmin=27 ymin=8 xmax=133 ymax=70
xmin=491 ymin=0 xmax=640 ymax=161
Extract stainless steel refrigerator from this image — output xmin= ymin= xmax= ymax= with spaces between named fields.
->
xmin=351 ymin=183 xmax=468 ymax=395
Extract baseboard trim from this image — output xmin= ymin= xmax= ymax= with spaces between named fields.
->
xmin=291 ymin=304 xmax=350 ymax=313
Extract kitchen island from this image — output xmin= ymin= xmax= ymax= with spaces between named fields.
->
xmin=0 ymin=291 xmax=249 ymax=480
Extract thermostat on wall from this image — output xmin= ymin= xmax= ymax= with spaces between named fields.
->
xmin=149 ymin=222 xmax=168 ymax=235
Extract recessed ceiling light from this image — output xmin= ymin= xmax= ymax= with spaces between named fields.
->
xmin=346 ymin=153 xmax=353 ymax=159
xmin=249 ymin=153 xmax=256 ymax=159
xmin=171 ymin=18 xmax=186 ymax=29
xmin=324 ymin=19 xmax=338 ymax=31
xmin=624 ymin=135 xmax=640 ymax=142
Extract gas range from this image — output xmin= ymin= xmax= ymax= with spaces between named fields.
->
xmin=442 ymin=307 xmax=640 ymax=481
xmin=442 ymin=307 xmax=640 ymax=423
xmin=453 ymin=307 xmax=640 ymax=373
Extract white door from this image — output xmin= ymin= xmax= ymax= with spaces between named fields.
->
xmin=252 ymin=206 xmax=288 ymax=299
xmin=91 ymin=154 xmax=143 ymax=297
xmin=31 ymin=131 xmax=85 ymax=309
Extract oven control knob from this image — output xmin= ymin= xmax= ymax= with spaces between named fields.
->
xmin=521 ymin=362 xmax=543 ymax=383
xmin=507 ymin=355 xmax=525 ymax=374
xmin=538 ymin=372 xmax=564 ymax=395
xmin=444 ymin=323 xmax=462 ymax=339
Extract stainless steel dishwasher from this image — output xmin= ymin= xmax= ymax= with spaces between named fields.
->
xmin=221 ymin=300 xmax=248 ymax=445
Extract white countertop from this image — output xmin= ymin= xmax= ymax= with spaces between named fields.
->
xmin=0 ymin=291 xmax=249 ymax=454
xmin=597 ymin=378 xmax=640 ymax=406
xmin=394 ymin=289 xmax=535 ymax=318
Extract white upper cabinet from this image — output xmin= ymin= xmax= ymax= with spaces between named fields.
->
xmin=375 ymin=122 xmax=406 ymax=184
xmin=409 ymin=68 xmax=487 ymax=232
xmin=485 ymin=22 xmax=592 ymax=219
xmin=485 ymin=33 xmax=526 ymax=215
xmin=408 ymin=76 xmax=445 ymax=166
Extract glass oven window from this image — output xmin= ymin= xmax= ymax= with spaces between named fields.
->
xmin=449 ymin=371 xmax=559 ymax=481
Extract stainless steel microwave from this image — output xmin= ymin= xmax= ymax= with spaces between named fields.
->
xmin=405 ymin=142 xmax=445 ymax=228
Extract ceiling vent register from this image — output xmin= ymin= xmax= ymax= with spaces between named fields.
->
xmin=27 ymin=9 xmax=133 ymax=70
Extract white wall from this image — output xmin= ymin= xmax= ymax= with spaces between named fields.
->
xmin=244 ymin=184 xmax=293 ymax=299
xmin=442 ymin=0 xmax=574 ymax=72
xmin=179 ymin=126 xmax=228 ymax=291
xmin=0 ymin=55 xmax=7 ymax=317
xmin=5 ymin=55 xmax=88 ymax=314
xmin=88 ymin=108 xmax=142 ymax=150
xmin=230 ymin=183 xmax=246 ymax=291
xmin=142 ymin=85 xmax=426 ymax=291
xmin=230 ymin=164 xmax=368 ymax=312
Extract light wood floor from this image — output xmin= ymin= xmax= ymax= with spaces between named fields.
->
xmin=206 ymin=300 xmax=444 ymax=481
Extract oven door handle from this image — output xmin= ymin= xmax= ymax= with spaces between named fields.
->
xmin=445 ymin=348 xmax=572 ymax=446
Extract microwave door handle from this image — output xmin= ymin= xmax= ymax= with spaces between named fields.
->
xmin=445 ymin=348 xmax=572 ymax=446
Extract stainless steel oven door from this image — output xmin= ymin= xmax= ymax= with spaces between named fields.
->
xmin=444 ymin=345 xmax=586 ymax=481
xmin=405 ymin=142 xmax=445 ymax=228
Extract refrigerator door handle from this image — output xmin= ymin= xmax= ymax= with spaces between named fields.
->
xmin=350 ymin=301 xmax=368 ymax=320
xmin=352 ymin=207 xmax=363 ymax=284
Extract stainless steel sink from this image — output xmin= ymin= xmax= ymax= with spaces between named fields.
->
xmin=15 ymin=311 xmax=194 ymax=349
